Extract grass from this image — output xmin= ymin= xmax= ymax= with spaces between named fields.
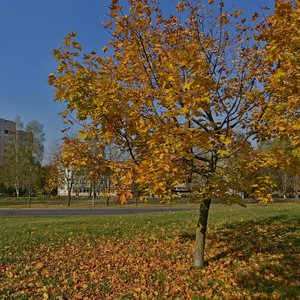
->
xmin=0 ymin=196 xmax=112 ymax=208
xmin=0 ymin=203 xmax=299 ymax=299
xmin=0 ymin=203 xmax=297 ymax=246
xmin=0 ymin=196 xmax=192 ymax=208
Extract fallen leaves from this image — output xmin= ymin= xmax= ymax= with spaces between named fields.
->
xmin=0 ymin=216 xmax=299 ymax=299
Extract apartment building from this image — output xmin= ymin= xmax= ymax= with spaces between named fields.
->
xmin=0 ymin=118 xmax=16 ymax=163
xmin=0 ymin=118 xmax=28 ymax=164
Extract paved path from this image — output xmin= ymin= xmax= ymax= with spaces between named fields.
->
xmin=0 ymin=206 xmax=198 ymax=217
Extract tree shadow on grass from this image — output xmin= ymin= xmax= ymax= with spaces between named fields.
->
xmin=181 ymin=215 xmax=300 ymax=298
xmin=215 ymin=215 xmax=300 ymax=298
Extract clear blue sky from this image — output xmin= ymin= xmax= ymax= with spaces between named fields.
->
xmin=0 ymin=0 xmax=274 ymax=154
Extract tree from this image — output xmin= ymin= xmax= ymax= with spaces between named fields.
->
xmin=60 ymin=137 xmax=106 ymax=206
xmin=254 ymin=0 xmax=300 ymax=199
xmin=258 ymin=138 xmax=300 ymax=199
xmin=49 ymin=1 xmax=297 ymax=267
xmin=43 ymin=164 xmax=58 ymax=195
xmin=25 ymin=120 xmax=45 ymax=164
xmin=60 ymin=137 xmax=130 ymax=206
xmin=0 ymin=117 xmax=25 ymax=196
xmin=255 ymin=0 xmax=300 ymax=149
xmin=45 ymin=145 xmax=78 ymax=207
xmin=24 ymin=120 xmax=45 ymax=205
xmin=0 ymin=117 xmax=45 ymax=200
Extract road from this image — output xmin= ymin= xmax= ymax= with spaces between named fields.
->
xmin=0 ymin=206 xmax=198 ymax=217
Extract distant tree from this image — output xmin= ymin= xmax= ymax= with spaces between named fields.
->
xmin=0 ymin=117 xmax=25 ymax=196
xmin=59 ymin=137 xmax=125 ymax=206
xmin=42 ymin=164 xmax=57 ymax=195
xmin=24 ymin=120 xmax=45 ymax=205
xmin=25 ymin=120 xmax=45 ymax=164
xmin=0 ymin=117 xmax=45 ymax=200
xmin=45 ymin=146 xmax=78 ymax=206
xmin=258 ymin=138 xmax=300 ymax=199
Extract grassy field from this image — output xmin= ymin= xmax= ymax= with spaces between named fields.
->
xmin=0 ymin=203 xmax=299 ymax=299
xmin=0 ymin=196 xmax=189 ymax=208
xmin=0 ymin=196 xmax=115 ymax=208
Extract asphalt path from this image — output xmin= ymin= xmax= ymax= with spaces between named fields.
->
xmin=0 ymin=206 xmax=198 ymax=217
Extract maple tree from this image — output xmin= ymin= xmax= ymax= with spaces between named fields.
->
xmin=47 ymin=137 xmax=127 ymax=205
xmin=258 ymin=138 xmax=300 ymax=199
xmin=61 ymin=137 xmax=131 ymax=205
xmin=45 ymin=143 xmax=81 ymax=206
xmin=253 ymin=0 xmax=300 ymax=199
xmin=61 ymin=137 xmax=105 ymax=205
xmin=49 ymin=0 xmax=299 ymax=267
xmin=255 ymin=0 xmax=300 ymax=151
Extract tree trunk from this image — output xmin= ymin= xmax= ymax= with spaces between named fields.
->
xmin=92 ymin=181 xmax=96 ymax=207
xmin=282 ymin=172 xmax=287 ymax=199
xmin=294 ymin=175 xmax=298 ymax=200
xmin=15 ymin=184 xmax=20 ymax=197
xmin=28 ymin=186 xmax=31 ymax=208
xmin=193 ymin=199 xmax=211 ymax=268
xmin=67 ymin=190 xmax=71 ymax=207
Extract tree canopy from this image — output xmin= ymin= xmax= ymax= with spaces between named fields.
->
xmin=49 ymin=0 xmax=300 ymax=267
xmin=257 ymin=0 xmax=300 ymax=150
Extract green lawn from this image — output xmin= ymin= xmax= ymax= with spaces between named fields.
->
xmin=0 ymin=196 xmax=189 ymax=208
xmin=0 ymin=203 xmax=299 ymax=299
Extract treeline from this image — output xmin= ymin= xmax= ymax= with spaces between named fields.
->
xmin=258 ymin=138 xmax=299 ymax=199
xmin=0 ymin=117 xmax=45 ymax=201
xmin=0 ymin=122 xmax=298 ymax=203
xmin=43 ymin=136 xmax=299 ymax=206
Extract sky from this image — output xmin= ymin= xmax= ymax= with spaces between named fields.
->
xmin=0 ymin=0 xmax=274 ymax=155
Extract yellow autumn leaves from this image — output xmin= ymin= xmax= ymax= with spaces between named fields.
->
xmin=49 ymin=0 xmax=299 ymax=204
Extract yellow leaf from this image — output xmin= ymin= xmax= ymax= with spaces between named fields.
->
xmin=224 ymin=137 xmax=232 ymax=145
xmin=35 ymin=262 xmax=44 ymax=270
xmin=183 ymin=81 xmax=192 ymax=90
xmin=233 ymin=9 xmax=243 ymax=17
xmin=43 ymin=292 xmax=49 ymax=300
xmin=217 ymin=149 xmax=230 ymax=156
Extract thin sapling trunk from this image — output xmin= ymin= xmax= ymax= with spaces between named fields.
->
xmin=193 ymin=199 xmax=211 ymax=268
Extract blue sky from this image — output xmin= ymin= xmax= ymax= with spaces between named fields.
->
xmin=0 ymin=0 xmax=274 ymax=154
